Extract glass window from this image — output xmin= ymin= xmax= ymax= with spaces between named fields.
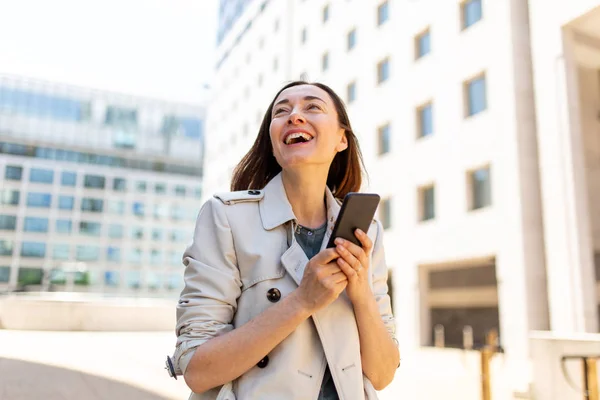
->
xmin=416 ymin=29 xmax=431 ymax=59
xmin=470 ymin=166 xmax=492 ymax=210
xmin=108 ymin=200 xmax=125 ymax=215
xmin=0 ymin=240 xmax=14 ymax=256
xmin=322 ymin=52 xmax=329 ymax=72
xmin=21 ymin=242 xmax=46 ymax=258
xmin=135 ymin=181 xmax=147 ymax=192
xmin=81 ymin=198 xmax=104 ymax=213
xmin=113 ymin=178 xmax=126 ymax=191
xmin=23 ymin=217 xmax=49 ymax=233
xmin=55 ymin=219 xmax=72 ymax=234
xmin=84 ymin=174 xmax=106 ymax=189
xmin=377 ymin=1 xmax=389 ymax=26
xmin=0 ymin=189 xmax=20 ymax=205
xmin=105 ymin=270 xmax=120 ymax=287
xmin=170 ymin=230 xmax=188 ymax=242
xmin=49 ymin=269 xmax=66 ymax=285
xmin=61 ymin=171 xmax=77 ymax=186
xmin=171 ymin=205 xmax=184 ymax=221
xmin=462 ymin=0 xmax=482 ymax=29
xmin=150 ymin=249 xmax=163 ymax=265
xmin=167 ymin=273 xmax=183 ymax=291
xmin=107 ymin=247 xmax=121 ymax=262
xmin=154 ymin=204 xmax=168 ymax=219
xmin=79 ymin=221 xmax=101 ymax=236
xmin=466 ymin=74 xmax=487 ymax=116
xmin=378 ymin=124 xmax=391 ymax=155
xmin=108 ymin=224 xmax=124 ymax=239
xmin=155 ymin=183 xmax=166 ymax=195
xmin=322 ymin=4 xmax=329 ymax=22
xmin=5 ymin=165 xmax=23 ymax=180
xmin=347 ymin=82 xmax=356 ymax=103
xmin=27 ymin=192 xmax=52 ymax=208
xmin=419 ymin=185 xmax=436 ymax=221
xmin=0 ymin=215 xmax=17 ymax=230
xmin=58 ymin=195 xmax=75 ymax=210
xmin=347 ymin=28 xmax=356 ymax=51
xmin=126 ymin=271 xmax=141 ymax=289
xmin=418 ymin=103 xmax=433 ymax=138
xmin=132 ymin=202 xmax=145 ymax=217
xmin=194 ymin=187 xmax=202 ymax=199
xmin=152 ymin=229 xmax=163 ymax=241
xmin=131 ymin=226 xmax=144 ymax=240
xmin=18 ymin=267 xmax=43 ymax=285
xmin=0 ymin=266 xmax=10 ymax=283
xmin=29 ymin=168 xmax=54 ymax=184
xmin=169 ymin=251 xmax=182 ymax=266
xmin=377 ymin=58 xmax=390 ymax=84
xmin=76 ymin=245 xmax=100 ymax=261
xmin=129 ymin=248 xmax=142 ymax=264
xmin=174 ymin=185 xmax=186 ymax=197
xmin=52 ymin=244 xmax=70 ymax=260
xmin=380 ymin=198 xmax=392 ymax=229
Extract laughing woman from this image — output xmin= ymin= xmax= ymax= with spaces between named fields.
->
xmin=170 ymin=81 xmax=399 ymax=400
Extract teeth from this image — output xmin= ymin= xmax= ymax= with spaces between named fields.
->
xmin=284 ymin=132 xmax=312 ymax=144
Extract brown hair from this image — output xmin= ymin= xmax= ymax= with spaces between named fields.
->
xmin=230 ymin=81 xmax=366 ymax=198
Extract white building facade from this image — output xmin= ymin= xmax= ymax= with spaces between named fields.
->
xmin=205 ymin=0 xmax=600 ymax=395
xmin=0 ymin=74 xmax=205 ymax=297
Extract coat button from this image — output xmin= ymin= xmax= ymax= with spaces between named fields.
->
xmin=248 ymin=190 xmax=260 ymax=195
xmin=257 ymin=356 xmax=269 ymax=368
xmin=267 ymin=288 xmax=281 ymax=303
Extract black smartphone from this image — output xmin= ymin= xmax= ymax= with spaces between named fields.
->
xmin=326 ymin=192 xmax=381 ymax=248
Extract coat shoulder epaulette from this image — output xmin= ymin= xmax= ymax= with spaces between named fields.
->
xmin=213 ymin=189 xmax=264 ymax=205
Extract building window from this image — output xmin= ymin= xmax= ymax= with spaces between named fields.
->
xmin=323 ymin=4 xmax=330 ymax=23
xmin=419 ymin=185 xmax=436 ymax=221
xmin=127 ymin=271 xmax=141 ymax=289
xmin=169 ymin=251 xmax=182 ymax=266
xmin=175 ymin=185 xmax=186 ymax=197
xmin=53 ymin=244 xmax=70 ymax=261
xmin=84 ymin=174 xmax=106 ymax=189
xmin=322 ymin=52 xmax=329 ymax=72
xmin=468 ymin=166 xmax=492 ymax=210
xmin=79 ymin=221 xmax=101 ymax=236
xmin=347 ymin=28 xmax=357 ymax=51
xmin=21 ymin=242 xmax=46 ymax=258
xmin=415 ymin=28 xmax=431 ymax=59
xmin=154 ymin=204 xmax=169 ymax=219
xmin=170 ymin=229 xmax=187 ymax=242
xmin=129 ymin=248 xmax=143 ymax=264
xmin=465 ymin=73 xmax=487 ymax=117
xmin=152 ymin=229 xmax=163 ymax=241
xmin=377 ymin=123 xmax=391 ymax=155
xmin=5 ymin=165 xmax=23 ymax=181
xmin=81 ymin=198 xmax=104 ymax=213
xmin=347 ymin=81 xmax=357 ymax=103
xmin=76 ymin=245 xmax=100 ymax=261
xmin=0 ymin=240 xmax=14 ymax=256
xmin=58 ymin=195 xmax=74 ymax=210
xmin=131 ymin=226 xmax=144 ymax=240
xmin=0 ymin=267 xmax=9 ymax=283
xmin=61 ymin=171 xmax=77 ymax=186
xmin=107 ymin=247 xmax=121 ymax=262
xmin=0 ymin=189 xmax=20 ymax=205
xmin=29 ymin=168 xmax=54 ymax=184
xmin=301 ymin=27 xmax=307 ymax=44
xmin=26 ymin=193 xmax=52 ymax=208
xmin=417 ymin=102 xmax=434 ymax=138
xmin=132 ymin=202 xmax=145 ymax=217
xmin=113 ymin=178 xmax=126 ymax=191
xmin=108 ymin=224 xmax=124 ymax=239
xmin=18 ymin=267 xmax=44 ymax=285
xmin=155 ymin=183 xmax=167 ymax=195
xmin=377 ymin=58 xmax=390 ymax=84
xmin=56 ymin=219 xmax=72 ymax=234
xmin=380 ymin=198 xmax=392 ymax=229
xmin=0 ymin=215 xmax=17 ymax=230
xmin=23 ymin=217 xmax=49 ymax=233
xmin=105 ymin=271 xmax=120 ymax=287
xmin=461 ymin=0 xmax=482 ymax=30
xmin=377 ymin=1 xmax=389 ymax=26
xmin=135 ymin=181 xmax=147 ymax=193
xmin=150 ymin=249 xmax=163 ymax=265
xmin=108 ymin=200 xmax=125 ymax=215
xmin=194 ymin=187 xmax=202 ymax=199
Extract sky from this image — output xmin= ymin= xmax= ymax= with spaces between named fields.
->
xmin=0 ymin=0 xmax=218 ymax=105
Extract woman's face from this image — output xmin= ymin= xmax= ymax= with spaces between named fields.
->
xmin=269 ymin=84 xmax=348 ymax=172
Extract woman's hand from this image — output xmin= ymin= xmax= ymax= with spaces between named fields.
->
xmin=295 ymin=248 xmax=348 ymax=314
xmin=334 ymin=229 xmax=373 ymax=305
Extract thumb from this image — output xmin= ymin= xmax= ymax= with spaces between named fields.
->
xmin=313 ymin=248 xmax=340 ymax=265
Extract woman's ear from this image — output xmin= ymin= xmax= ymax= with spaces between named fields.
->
xmin=336 ymin=130 xmax=349 ymax=152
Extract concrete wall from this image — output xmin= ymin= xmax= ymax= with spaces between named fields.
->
xmin=530 ymin=331 xmax=600 ymax=400
xmin=0 ymin=294 xmax=176 ymax=331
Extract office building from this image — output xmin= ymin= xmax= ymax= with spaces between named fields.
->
xmin=0 ymin=74 xmax=205 ymax=297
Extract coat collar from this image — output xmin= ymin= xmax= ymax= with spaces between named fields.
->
xmin=259 ymin=172 xmax=342 ymax=231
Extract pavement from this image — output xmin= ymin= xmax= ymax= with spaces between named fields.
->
xmin=0 ymin=330 xmax=191 ymax=400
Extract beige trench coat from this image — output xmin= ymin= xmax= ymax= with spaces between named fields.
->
xmin=172 ymin=173 xmax=396 ymax=400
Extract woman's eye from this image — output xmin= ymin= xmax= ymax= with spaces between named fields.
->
xmin=273 ymin=108 xmax=287 ymax=115
xmin=307 ymin=104 xmax=321 ymax=110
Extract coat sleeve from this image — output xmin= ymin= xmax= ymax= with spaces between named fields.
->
xmin=370 ymin=220 xmax=397 ymax=345
xmin=173 ymin=197 xmax=242 ymax=375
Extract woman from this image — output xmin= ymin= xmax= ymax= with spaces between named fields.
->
xmin=170 ymin=81 xmax=399 ymax=399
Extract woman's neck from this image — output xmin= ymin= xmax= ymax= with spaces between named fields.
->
xmin=281 ymin=169 xmax=328 ymax=229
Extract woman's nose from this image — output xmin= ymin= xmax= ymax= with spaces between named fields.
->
xmin=287 ymin=111 xmax=305 ymax=125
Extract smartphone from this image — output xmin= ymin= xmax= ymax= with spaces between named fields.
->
xmin=326 ymin=192 xmax=381 ymax=248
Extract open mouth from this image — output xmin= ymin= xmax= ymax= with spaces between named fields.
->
xmin=284 ymin=132 xmax=313 ymax=145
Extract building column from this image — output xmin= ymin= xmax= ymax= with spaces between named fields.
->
xmin=532 ymin=28 xmax=598 ymax=333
